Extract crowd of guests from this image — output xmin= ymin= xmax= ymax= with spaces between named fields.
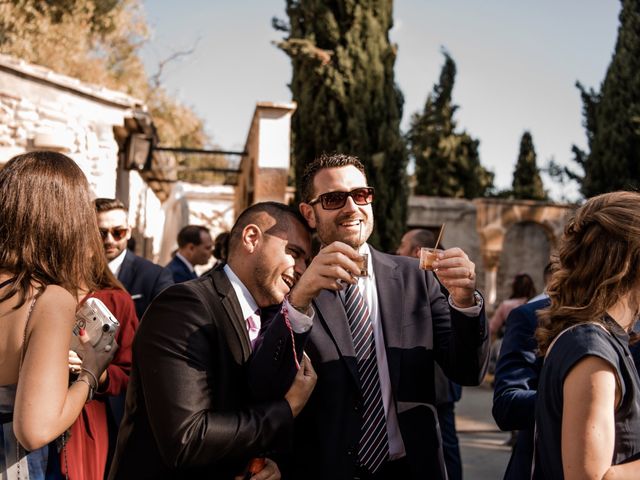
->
xmin=1 ymin=150 xmax=640 ymax=479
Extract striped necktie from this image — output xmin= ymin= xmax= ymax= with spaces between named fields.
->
xmin=344 ymin=282 xmax=389 ymax=474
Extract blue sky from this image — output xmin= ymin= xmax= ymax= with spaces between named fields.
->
xmin=140 ymin=1 xmax=621 ymax=201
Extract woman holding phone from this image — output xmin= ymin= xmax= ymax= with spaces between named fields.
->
xmin=534 ymin=191 xmax=640 ymax=479
xmin=0 ymin=151 xmax=116 ymax=478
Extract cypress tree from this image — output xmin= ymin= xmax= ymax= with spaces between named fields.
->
xmin=580 ymin=0 xmax=640 ymax=197
xmin=276 ymin=0 xmax=408 ymax=251
xmin=512 ymin=131 xmax=547 ymax=200
xmin=408 ymin=51 xmax=493 ymax=198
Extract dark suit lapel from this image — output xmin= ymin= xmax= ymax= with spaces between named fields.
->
xmin=371 ymin=248 xmax=403 ymax=393
xmin=117 ymin=250 xmax=135 ymax=288
xmin=313 ymin=289 xmax=360 ymax=387
xmin=211 ymin=270 xmax=251 ymax=358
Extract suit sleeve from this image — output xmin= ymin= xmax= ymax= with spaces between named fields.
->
xmin=152 ymin=266 xmax=174 ymax=298
xmin=134 ymin=283 xmax=293 ymax=469
xmin=492 ymin=305 xmax=539 ymax=431
xmin=248 ymin=304 xmax=310 ymax=401
xmin=431 ymin=272 xmax=490 ymax=386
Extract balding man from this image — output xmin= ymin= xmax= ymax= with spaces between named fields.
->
xmin=396 ymin=228 xmax=464 ymax=480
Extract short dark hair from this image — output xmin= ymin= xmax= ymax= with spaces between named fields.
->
xmin=213 ymin=232 xmax=230 ymax=261
xmin=409 ymin=229 xmax=437 ymax=249
xmin=300 ymin=153 xmax=366 ymax=203
xmin=177 ymin=225 xmax=211 ymax=248
xmin=228 ymin=202 xmax=310 ymax=255
xmin=94 ymin=198 xmax=127 ymax=213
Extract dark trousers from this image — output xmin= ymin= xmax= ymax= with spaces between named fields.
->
xmin=353 ymin=456 xmax=411 ymax=480
xmin=437 ymin=402 xmax=463 ymax=480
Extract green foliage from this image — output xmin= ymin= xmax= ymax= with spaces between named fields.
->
xmin=407 ymin=51 xmax=494 ymax=199
xmin=0 ymin=0 xmax=207 ymax=151
xmin=573 ymin=0 xmax=640 ymax=197
xmin=276 ymin=0 xmax=408 ymax=252
xmin=512 ymin=131 xmax=547 ymax=200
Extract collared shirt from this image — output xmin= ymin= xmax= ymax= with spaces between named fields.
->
xmin=108 ymin=248 xmax=128 ymax=277
xmin=223 ymin=265 xmax=314 ymax=346
xmin=340 ymin=243 xmax=483 ymax=459
xmin=175 ymin=252 xmax=195 ymax=274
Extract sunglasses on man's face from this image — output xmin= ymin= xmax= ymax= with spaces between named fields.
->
xmin=99 ymin=227 xmax=128 ymax=241
xmin=307 ymin=187 xmax=375 ymax=210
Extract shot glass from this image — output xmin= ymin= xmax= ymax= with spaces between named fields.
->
xmin=419 ymin=247 xmax=443 ymax=271
xmin=354 ymin=252 xmax=369 ymax=277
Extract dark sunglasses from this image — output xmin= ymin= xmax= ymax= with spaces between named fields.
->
xmin=307 ymin=187 xmax=375 ymax=210
xmin=99 ymin=227 xmax=128 ymax=241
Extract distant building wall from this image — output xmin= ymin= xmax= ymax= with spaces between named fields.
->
xmin=0 ymin=54 xmax=166 ymax=260
xmin=407 ymin=195 xmax=576 ymax=309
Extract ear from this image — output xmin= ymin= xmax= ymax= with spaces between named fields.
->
xmin=412 ymin=246 xmax=422 ymax=259
xmin=125 ymin=227 xmax=132 ymax=241
xmin=299 ymin=203 xmax=317 ymax=229
xmin=241 ymin=224 xmax=261 ymax=253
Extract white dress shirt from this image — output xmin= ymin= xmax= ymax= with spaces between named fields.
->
xmin=175 ymin=252 xmax=195 ymax=274
xmin=341 ymin=243 xmax=483 ymax=459
xmin=108 ymin=248 xmax=127 ymax=277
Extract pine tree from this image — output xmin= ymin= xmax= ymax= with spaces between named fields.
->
xmin=276 ymin=0 xmax=408 ymax=251
xmin=407 ymin=51 xmax=493 ymax=198
xmin=579 ymin=0 xmax=640 ymax=197
xmin=512 ymin=131 xmax=547 ymax=200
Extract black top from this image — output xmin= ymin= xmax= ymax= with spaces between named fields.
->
xmin=534 ymin=318 xmax=640 ymax=479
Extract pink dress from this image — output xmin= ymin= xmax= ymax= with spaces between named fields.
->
xmin=489 ymin=297 xmax=528 ymax=336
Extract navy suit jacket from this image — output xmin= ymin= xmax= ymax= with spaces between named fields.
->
xmin=118 ymin=250 xmax=174 ymax=320
xmin=493 ymin=297 xmax=640 ymax=479
xmin=287 ymin=247 xmax=489 ymax=480
xmin=167 ymin=255 xmax=198 ymax=283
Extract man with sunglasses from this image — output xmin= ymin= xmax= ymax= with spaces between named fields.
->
xmin=282 ymin=153 xmax=489 ymax=480
xmin=94 ymin=198 xmax=174 ymax=321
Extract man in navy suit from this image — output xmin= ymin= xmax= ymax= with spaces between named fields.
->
xmin=94 ymin=198 xmax=174 ymax=320
xmin=281 ymin=153 xmax=489 ymax=479
xmin=166 ymin=225 xmax=213 ymax=283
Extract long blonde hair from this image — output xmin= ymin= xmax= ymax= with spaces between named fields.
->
xmin=537 ymin=191 xmax=640 ymax=355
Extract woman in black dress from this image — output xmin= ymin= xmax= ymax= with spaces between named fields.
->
xmin=534 ymin=191 xmax=640 ymax=479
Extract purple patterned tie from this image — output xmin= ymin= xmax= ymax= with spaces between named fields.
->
xmin=344 ymin=283 xmax=389 ymax=474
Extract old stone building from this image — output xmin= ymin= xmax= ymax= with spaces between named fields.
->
xmin=407 ymin=196 xmax=577 ymax=308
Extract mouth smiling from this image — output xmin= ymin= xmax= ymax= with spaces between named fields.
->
xmin=281 ymin=274 xmax=295 ymax=290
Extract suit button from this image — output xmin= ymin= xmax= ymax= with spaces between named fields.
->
xmin=347 ymin=449 xmax=354 ymax=456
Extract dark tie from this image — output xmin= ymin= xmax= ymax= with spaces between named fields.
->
xmin=344 ymin=282 xmax=389 ymax=474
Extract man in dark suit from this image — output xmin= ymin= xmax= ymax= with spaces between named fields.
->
xmin=109 ymin=202 xmax=317 ymax=479
xmin=166 ymin=225 xmax=213 ymax=283
xmin=397 ymin=228 xmax=464 ymax=480
xmin=94 ymin=198 xmax=174 ymax=320
xmin=280 ymin=153 xmax=489 ymax=480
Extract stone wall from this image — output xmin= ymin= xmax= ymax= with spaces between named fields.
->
xmin=0 ymin=54 xmax=167 ymax=260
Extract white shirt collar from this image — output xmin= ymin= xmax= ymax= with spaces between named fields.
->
xmin=108 ymin=248 xmax=128 ymax=277
xmin=175 ymin=252 xmax=195 ymax=272
xmin=223 ymin=264 xmax=259 ymax=320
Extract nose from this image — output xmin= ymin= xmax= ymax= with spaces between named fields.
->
xmin=294 ymin=257 xmax=307 ymax=277
xmin=341 ymin=195 xmax=359 ymax=213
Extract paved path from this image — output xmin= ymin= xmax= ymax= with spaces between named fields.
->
xmin=456 ymin=383 xmax=512 ymax=479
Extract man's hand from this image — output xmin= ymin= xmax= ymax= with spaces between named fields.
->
xmin=432 ymin=247 xmax=477 ymax=308
xmin=288 ymin=241 xmax=361 ymax=310
xmin=284 ymin=354 xmax=317 ymax=417
xmin=234 ymin=458 xmax=281 ymax=480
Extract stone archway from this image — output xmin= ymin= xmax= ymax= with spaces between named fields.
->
xmin=474 ymin=199 xmax=575 ymax=305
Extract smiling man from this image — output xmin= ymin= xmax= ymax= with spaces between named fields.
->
xmin=281 ymin=153 xmax=490 ymax=480
xmin=94 ymin=198 xmax=174 ymax=321
xmin=109 ymin=201 xmax=317 ymax=479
